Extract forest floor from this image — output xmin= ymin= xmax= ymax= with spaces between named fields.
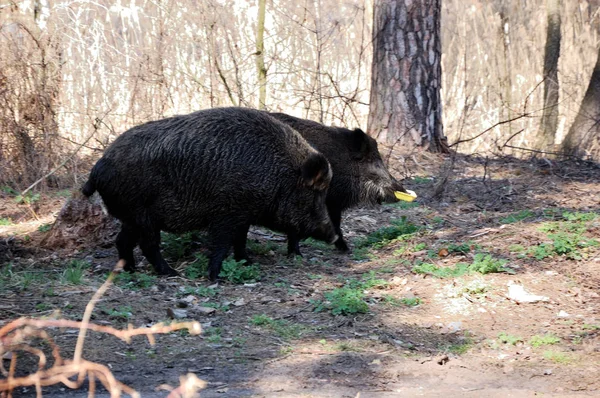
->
xmin=1 ymin=153 xmax=599 ymax=398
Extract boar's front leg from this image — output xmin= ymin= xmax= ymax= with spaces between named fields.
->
xmin=329 ymin=206 xmax=349 ymax=252
xmin=286 ymin=231 xmax=302 ymax=257
xmin=139 ymin=229 xmax=178 ymax=276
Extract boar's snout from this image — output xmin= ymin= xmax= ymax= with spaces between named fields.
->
xmin=311 ymin=220 xmax=338 ymax=245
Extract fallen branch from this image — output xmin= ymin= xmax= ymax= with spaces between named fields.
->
xmin=0 ymin=261 xmax=203 ymax=398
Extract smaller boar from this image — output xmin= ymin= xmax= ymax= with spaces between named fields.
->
xmin=82 ymin=107 xmax=338 ymax=280
xmin=267 ymin=112 xmax=407 ymax=255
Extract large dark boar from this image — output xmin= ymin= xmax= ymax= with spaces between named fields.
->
xmin=82 ymin=107 xmax=338 ymax=281
xmin=267 ymin=112 xmax=407 ymax=255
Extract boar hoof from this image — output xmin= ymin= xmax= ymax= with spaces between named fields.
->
xmin=159 ymin=267 xmax=179 ymax=277
xmin=335 ymin=239 xmax=350 ymax=253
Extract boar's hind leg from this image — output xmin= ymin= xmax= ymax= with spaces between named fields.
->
xmin=139 ymin=229 xmax=178 ymax=276
xmin=116 ymin=224 xmax=140 ymax=272
xmin=233 ymin=224 xmax=252 ymax=264
xmin=330 ymin=207 xmax=350 ymax=253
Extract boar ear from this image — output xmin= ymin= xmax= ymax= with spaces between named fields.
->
xmin=301 ymin=153 xmax=331 ymax=191
xmin=350 ymin=128 xmax=370 ymax=158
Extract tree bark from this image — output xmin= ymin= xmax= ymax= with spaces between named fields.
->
xmin=256 ymin=0 xmax=267 ymax=110
xmin=562 ymin=45 xmax=600 ymax=158
xmin=536 ymin=0 xmax=561 ymax=151
xmin=367 ymin=0 xmax=447 ymax=152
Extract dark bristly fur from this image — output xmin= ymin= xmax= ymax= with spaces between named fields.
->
xmin=83 ymin=107 xmax=337 ymax=281
xmin=267 ymin=112 xmax=406 ymax=255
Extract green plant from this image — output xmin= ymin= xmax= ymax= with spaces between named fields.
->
xmin=0 ymin=218 xmax=12 ymax=226
xmin=508 ymin=244 xmax=526 ymax=253
xmin=315 ymin=287 xmax=369 ymax=315
xmin=500 ymin=210 xmax=535 ymax=224
xmin=250 ymin=315 xmax=305 ymax=340
xmin=446 ymin=343 xmax=472 ymax=355
xmin=161 ymin=231 xmax=202 ymax=260
xmin=352 ymin=247 xmax=372 ymax=261
xmin=414 ymin=242 xmax=427 ymax=251
xmin=184 ymin=253 xmax=209 ymax=279
xmin=447 ymin=243 xmax=472 ymax=254
xmin=61 ymin=259 xmax=89 ymax=285
xmin=302 ymin=237 xmax=331 ymax=251
xmin=530 ymin=334 xmax=560 ymax=347
xmin=469 ymin=254 xmax=511 ymax=274
xmin=412 ymin=262 xmax=470 ymax=278
xmin=498 ymin=332 xmax=522 ymax=345
xmin=35 ymin=302 xmax=52 ymax=311
xmin=105 ymin=306 xmax=133 ymax=320
xmin=400 ymin=297 xmax=422 ymax=307
xmin=388 ymin=201 xmax=420 ymax=210
xmin=246 ymin=239 xmax=279 ymax=255
xmin=1 ymin=186 xmax=18 ymax=195
xmin=205 ymin=327 xmax=222 ymax=343
xmin=37 ymin=223 xmax=52 ymax=232
xmin=354 ymin=217 xmax=419 ymax=249
xmin=15 ymin=192 xmax=40 ymax=205
xmin=412 ymin=176 xmax=432 ymax=184
xmin=543 ymin=350 xmax=572 ymax=364
xmin=582 ymin=324 xmax=600 ymax=331
xmin=113 ymin=272 xmax=157 ymax=290
xmin=219 ymin=258 xmax=260 ymax=283
xmin=562 ymin=211 xmax=597 ymax=222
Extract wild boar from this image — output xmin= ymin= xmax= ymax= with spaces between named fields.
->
xmin=83 ymin=107 xmax=337 ymax=280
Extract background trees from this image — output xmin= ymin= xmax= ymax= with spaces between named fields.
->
xmin=1 ymin=0 xmax=600 ymax=188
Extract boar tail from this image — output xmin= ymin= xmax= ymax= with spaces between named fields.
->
xmin=81 ymin=176 xmax=96 ymax=197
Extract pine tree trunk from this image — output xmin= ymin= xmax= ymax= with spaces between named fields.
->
xmin=536 ymin=0 xmax=561 ymax=151
xmin=562 ymin=45 xmax=600 ymax=158
xmin=256 ymin=0 xmax=267 ymax=110
xmin=367 ymin=0 xmax=447 ymax=152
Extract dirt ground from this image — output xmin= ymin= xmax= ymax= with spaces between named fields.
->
xmin=1 ymin=153 xmax=599 ymax=397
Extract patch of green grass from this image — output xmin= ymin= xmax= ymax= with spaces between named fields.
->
xmin=61 ymin=259 xmax=89 ymax=285
xmin=35 ymin=302 xmax=52 ymax=311
xmin=105 ymin=305 xmax=133 ymax=321
xmin=205 ymin=327 xmax=222 ymax=343
xmin=414 ymin=242 xmax=427 ymax=251
xmin=383 ymin=294 xmax=423 ymax=307
xmin=354 ymin=217 xmax=419 ymax=249
xmin=37 ymin=223 xmax=52 ymax=232
xmin=412 ymin=176 xmax=432 ymax=184
xmin=247 ymin=239 xmax=279 ymax=255
xmin=184 ymin=253 xmax=209 ymax=279
xmin=388 ymin=201 xmax=420 ymax=210
xmin=530 ymin=334 xmax=560 ymax=348
xmin=352 ymin=247 xmax=373 ymax=261
xmin=508 ymin=244 xmax=526 ymax=253
xmin=250 ymin=315 xmax=306 ymax=340
xmin=447 ymin=243 xmax=472 ymax=254
xmin=582 ymin=324 xmax=600 ymax=331
xmin=0 ymin=218 xmax=12 ymax=226
xmin=113 ymin=272 xmax=157 ymax=290
xmin=562 ymin=211 xmax=597 ymax=222
xmin=543 ymin=350 xmax=573 ymax=364
xmin=469 ymin=253 xmax=512 ymax=274
xmin=446 ymin=342 xmax=472 ymax=355
xmin=412 ymin=254 xmax=511 ymax=278
xmin=219 ymin=258 xmax=260 ymax=284
xmin=412 ymin=262 xmax=470 ymax=278
xmin=315 ymin=287 xmax=369 ymax=316
xmin=498 ymin=332 xmax=523 ymax=345
xmin=15 ymin=192 xmax=40 ymax=205
xmin=1 ymin=185 xmax=18 ymax=195
xmin=500 ymin=210 xmax=535 ymax=224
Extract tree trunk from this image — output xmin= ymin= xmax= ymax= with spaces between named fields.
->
xmin=562 ymin=45 xmax=600 ymax=158
xmin=256 ymin=0 xmax=267 ymax=110
xmin=367 ymin=0 xmax=447 ymax=152
xmin=536 ymin=0 xmax=561 ymax=151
